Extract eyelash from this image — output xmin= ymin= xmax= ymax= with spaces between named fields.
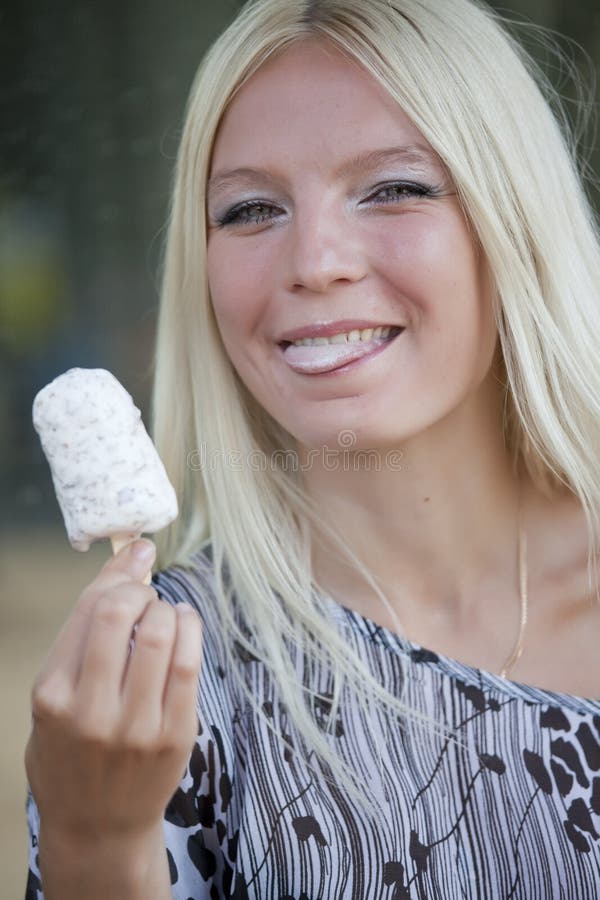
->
xmin=214 ymin=181 xmax=440 ymax=228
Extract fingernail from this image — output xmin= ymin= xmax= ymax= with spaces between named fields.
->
xmin=132 ymin=539 xmax=155 ymax=562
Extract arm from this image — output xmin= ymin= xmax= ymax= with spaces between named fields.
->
xmin=36 ymin=823 xmax=171 ymax=900
xmin=24 ymin=540 xmax=203 ymax=899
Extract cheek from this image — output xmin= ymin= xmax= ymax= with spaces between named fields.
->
xmin=207 ymin=238 xmax=273 ymax=337
xmin=376 ymin=218 xmax=496 ymax=383
xmin=207 ymin=245 xmax=236 ymax=320
xmin=207 ymin=248 xmax=254 ymax=355
xmin=378 ymin=217 xmax=489 ymax=330
xmin=376 ymin=214 xmax=476 ymax=291
xmin=207 ymin=243 xmax=277 ymax=397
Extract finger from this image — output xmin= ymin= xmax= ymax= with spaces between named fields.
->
xmin=34 ymin=539 xmax=157 ymax=691
xmin=120 ymin=600 xmax=177 ymax=738
xmin=162 ymin=604 xmax=203 ymax=743
xmin=99 ymin=538 xmax=156 ymax=586
xmin=74 ymin=583 xmax=156 ymax=721
xmin=33 ymin=592 xmax=97 ymax=697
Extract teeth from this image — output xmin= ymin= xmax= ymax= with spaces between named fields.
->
xmin=290 ymin=326 xmax=394 ymax=347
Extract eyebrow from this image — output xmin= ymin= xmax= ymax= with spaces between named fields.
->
xmin=207 ymin=144 xmax=438 ymax=198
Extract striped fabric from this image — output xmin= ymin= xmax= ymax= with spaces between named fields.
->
xmin=26 ymin=547 xmax=600 ymax=898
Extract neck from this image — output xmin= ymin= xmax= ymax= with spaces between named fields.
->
xmin=303 ymin=383 xmax=526 ymax=628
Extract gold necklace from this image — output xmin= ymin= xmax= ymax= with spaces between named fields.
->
xmin=499 ymin=491 xmax=528 ymax=679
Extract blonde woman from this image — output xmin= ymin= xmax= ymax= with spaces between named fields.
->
xmin=25 ymin=0 xmax=600 ymax=897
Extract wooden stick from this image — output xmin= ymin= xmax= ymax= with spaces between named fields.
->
xmin=110 ymin=535 xmax=152 ymax=585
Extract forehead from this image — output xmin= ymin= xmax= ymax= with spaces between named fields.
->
xmin=208 ymin=38 xmax=437 ymax=180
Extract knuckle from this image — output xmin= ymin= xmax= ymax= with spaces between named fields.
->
xmin=95 ymin=600 xmax=130 ymax=629
xmin=171 ymin=658 xmax=199 ymax=681
xmin=136 ymin=603 xmax=175 ymax=651
xmin=136 ymin=623 xmax=172 ymax=652
xmin=121 ymin=723 xmax=161 ymax=754
xmin=157 ymin=735 xmax=182 ymax=756
xmin=30 ymin=681 xmax=69 ymax=722
xmin=73 ymin=713 xmax=113 ymax=746
xmin=77 ymin=584 xmax=98 ymax=610
xmin=94 ymin=590 xmax=144 ymax=628
xmin=161 ymin=717 xmax=198 ymax=754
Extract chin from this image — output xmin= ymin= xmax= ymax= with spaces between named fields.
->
xmin=292 ymin=422 xmax=404 ymax=456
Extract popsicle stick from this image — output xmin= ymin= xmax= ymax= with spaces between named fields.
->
xmin=110 ymin=535 xmax=152 ymax=585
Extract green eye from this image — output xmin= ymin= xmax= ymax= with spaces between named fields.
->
xmin=368 ymin=181 xmax=434 ymax=204
xmin=217 ymin=201 xmax=281 ymax=227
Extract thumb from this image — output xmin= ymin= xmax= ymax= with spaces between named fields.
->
xmin=104 ymin=537 xmax=156 ymax=584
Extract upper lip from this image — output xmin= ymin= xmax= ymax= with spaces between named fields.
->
xmin=278 ymin=320 xmax=405 ymax=344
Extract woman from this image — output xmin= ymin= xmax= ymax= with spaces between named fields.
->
xmin=25 ymin=0 xmax=600 ymax=897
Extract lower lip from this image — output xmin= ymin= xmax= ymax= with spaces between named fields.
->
xmin=279 ymin=331 xmax=404 ymax=377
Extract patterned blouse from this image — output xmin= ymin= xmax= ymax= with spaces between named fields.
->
xmin=26 ymin=547 xmax=600 ymax=899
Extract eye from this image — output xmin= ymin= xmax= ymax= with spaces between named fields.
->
xmin=365 ymin=181 xmax=437 ymax=205
xmin=215 ymin=200 xmax=283 ymax=228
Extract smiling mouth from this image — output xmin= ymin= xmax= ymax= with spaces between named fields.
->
xmin=279 ymin=325 xmax=405 ymax=375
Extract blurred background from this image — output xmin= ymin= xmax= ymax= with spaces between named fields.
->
xmin=1 ymin=0 xmax=599 ymax=896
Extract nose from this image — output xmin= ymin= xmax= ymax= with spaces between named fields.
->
xmin=286 ymin=199 xmax=367 ymax=294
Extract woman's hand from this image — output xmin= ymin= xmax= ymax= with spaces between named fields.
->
xmin=24 ymin=539 xmax=203 ymax=898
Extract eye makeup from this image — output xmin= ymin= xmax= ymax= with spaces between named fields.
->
xmin=209 ymin=177 xmax=449 ymax=229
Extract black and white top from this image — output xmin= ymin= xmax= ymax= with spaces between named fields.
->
xmin=26 ymin=547 xmax=600 ymax=898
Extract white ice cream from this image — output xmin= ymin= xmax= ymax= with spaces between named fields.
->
xmin=32 ymin=367 xmax=178 ymax=551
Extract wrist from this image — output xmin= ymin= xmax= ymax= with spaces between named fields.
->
xmin=38 ymin=821 xmax=171 ymax=900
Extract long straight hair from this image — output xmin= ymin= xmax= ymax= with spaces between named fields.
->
xmin=153 ymin=0 xmax=600 ymax=810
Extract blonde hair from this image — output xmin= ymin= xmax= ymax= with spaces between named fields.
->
xmin=153 ymin=0 xmax=600 ymax=813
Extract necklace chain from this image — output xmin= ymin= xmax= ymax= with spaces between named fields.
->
xmin=499 ymin=490 xmax=528 ymax=679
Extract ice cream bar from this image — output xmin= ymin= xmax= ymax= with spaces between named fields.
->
xmin=32 ymin=367 xmax=178 ymax=551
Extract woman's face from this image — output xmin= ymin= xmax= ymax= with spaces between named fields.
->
xmin=206 ymin=39 xmax=498 ymax=451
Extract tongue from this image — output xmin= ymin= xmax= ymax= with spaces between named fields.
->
xmin=282 ymin=337 xmax=390 ymax=374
